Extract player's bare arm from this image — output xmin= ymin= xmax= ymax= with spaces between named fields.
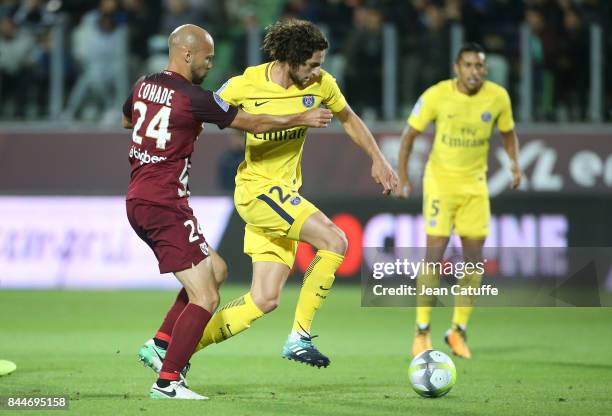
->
xmin=396 ymin=124 xmax=421 ymax=198
xmin=229 ymin=107 xmax=332 ymax=134
xmin=122 ymin=114 xmax=133 ymax=129
xmin=334 ymin=104 xmax=398 ymax=195
xmin=500 ymin=129 xmax=521 ymax=189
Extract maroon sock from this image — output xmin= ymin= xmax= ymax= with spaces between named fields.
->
xmin=159 ymin=303 xmax=211 ymax=379
xmin=156 ymin=288 xmax=189 ymax=341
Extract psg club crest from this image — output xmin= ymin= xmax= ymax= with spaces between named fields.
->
xmin=290 ymin=196 xmax=302 ymax=205
xmin=302 ymin=95 xmax=315 ymax=108
xmin=481 ymin=111 xmax=492 ymax=122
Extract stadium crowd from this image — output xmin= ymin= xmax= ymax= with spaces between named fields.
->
xmin=0 ymin=0 xmax=610 ymax=122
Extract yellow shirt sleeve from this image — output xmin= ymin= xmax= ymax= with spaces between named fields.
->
xmin=496 ymin=87 xmax=515 ymax=132
xmin=321 ymin=72 xmax=347 ymax=113
xmin=215 ymin=76 xmax=246 ymax=106
xmin=407 ymin=86 xmax=438 ymax=132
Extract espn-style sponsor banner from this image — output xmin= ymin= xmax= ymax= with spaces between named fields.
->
xmin=1 ymin=195 xmax=610 ymax=288
xmin=0 ymin=196 xmax=233 ymax=289
xmin=361 ymin=247 xmax=612 ymax=307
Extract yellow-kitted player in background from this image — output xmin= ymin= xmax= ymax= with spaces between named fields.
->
xmin=396 ymin=43 xmax=522 ymax=359
xmin=195 ymin=19 xmax=397 ymax=368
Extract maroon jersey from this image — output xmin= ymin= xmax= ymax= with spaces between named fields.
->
xmin=123 ymin=70 xmax=238 ymax=205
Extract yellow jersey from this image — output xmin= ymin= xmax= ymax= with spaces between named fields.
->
xmin=216 ymin=62 xmax=347 ymax=189
xmin=408 ymin=79 xmax=514 ymax=179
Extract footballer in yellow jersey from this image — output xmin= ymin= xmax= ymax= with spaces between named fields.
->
xmin=195 ymin=19 xmax=397 ymax=367
xmin=396 ymin=43 xmax=522 ymax=359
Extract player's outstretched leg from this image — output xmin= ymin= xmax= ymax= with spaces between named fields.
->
xmin=412 ymin=236 xmax=447 ymax=356
xmin=138 ymin=289 xmax=191 ymax=385
xmin=446 ymin=271 xmax=482 ymax=359
xmin=412 ymin=272 xmax=439 ymax=357
xmin=283 ymin=212 xmax=346 ymax=368
xmin=195 ymin=292 xmax=264 ymax=351
xmin=143 ymin=250 xmax=228 ymax=388
xmin=196 ymin=261 xmax=286 ymax=352
xmin=150 ymin=258 xmax=219 ymax=400
xmin=445 ymin=237 xmax=485 ymax=359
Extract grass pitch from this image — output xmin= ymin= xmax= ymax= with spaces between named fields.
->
xmin=1 ymin=285 xmax=611 ymax=415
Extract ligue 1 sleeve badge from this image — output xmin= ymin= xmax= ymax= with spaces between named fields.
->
xmin=302 ymin=95 xmax=315 ymax=108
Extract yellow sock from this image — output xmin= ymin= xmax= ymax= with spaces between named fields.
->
xmin=292 ymin=250 xmax=344 ymax=333
xmin=415 ymin=270 xmax=440 ymax=327
xmin=452 ymin=270 xmax=483 ymax=328
xmin=416 ymin=307 xmax=433 ymax=328
xmin=196 ymin=292 xmax=263 ymax=351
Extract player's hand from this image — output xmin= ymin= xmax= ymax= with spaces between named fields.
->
xmin=395 ymin=174 xmax=412 ymax=199
xmin=372 ymin=157 xmax=398 ymax=196
xmin=510 ymin=163 xmax=522 ymax=189
xmin=300 ymin=108 xmax=333 ymax=128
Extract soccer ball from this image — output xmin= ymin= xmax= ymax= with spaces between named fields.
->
xmin=409 ymin=350 xmax=457 ymax=398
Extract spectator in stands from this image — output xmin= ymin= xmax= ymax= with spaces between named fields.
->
xmin=63 ymin=0 xmax=128 ymax=122
xmin=400 ymin=2 xmax=450 ymax=113
xmin=281 ymin=0 xmax=324 ymax=22
xmin=554 ymin=7 xmax=588 ymax=121
xmin=0 ymin=14 xmax=35 ymax=119
xmin=478 ymin=0 xmax=523 ymax=90
xmin=525 ymin=6 xmax=558 ymax=120
xmin=343 ymin=3 xmax=384 ymax=120
xmin=12 ymin=0 xmax=56 ymax=27
xmin=0 ymin=0 xmax=19 ymax=18
xmin=160 ymin=0 xmax=192 ymax=37
xmin=124 ymin=0 xmax=161 ymax=65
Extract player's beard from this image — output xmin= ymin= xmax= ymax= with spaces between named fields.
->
xmin=193 ymin=73 xmax=205 ymax=85
xmin=288 ymin=68 xmax=308 ymax=88
xmin=192 ymin=67 xmax=208 ymax=85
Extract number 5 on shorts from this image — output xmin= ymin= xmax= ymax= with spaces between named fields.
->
xmin=430 ymin=199 xmax=440 ymax=217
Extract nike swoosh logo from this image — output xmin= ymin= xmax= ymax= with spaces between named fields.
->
xmin=153 ymin=348 xmax=164 ymax=361
xmin=254 ymin=101 xmax=269 ymax=107
xmin=319 ymin=285 xmax=331 ymax=291
xmin=152 ymin=387 xmax=176 ymax=397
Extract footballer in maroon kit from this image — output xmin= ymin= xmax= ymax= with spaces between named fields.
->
xmin=122 ymin=24 xmax=333 ymax=400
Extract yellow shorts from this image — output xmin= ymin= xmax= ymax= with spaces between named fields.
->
xmin=423 ymin=175 xmax=490 ymax=238
xmin=234 ymin=181 xmax=319 ymax=267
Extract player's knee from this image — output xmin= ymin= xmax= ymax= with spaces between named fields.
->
xmin=214 ymin=260 xmax=229 ymax=287
xmin=261 ymin=298 xmax=279 ymax=314
xmin=251 ymin=292 xmax=280 ymax=314
xmin=320 ymin=225 xmax=347 ymax=255
xmin=190 ymin=290 xmax=220 ymax=312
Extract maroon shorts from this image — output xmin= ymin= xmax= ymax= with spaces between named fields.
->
xmin=126 ymin=198 xmax=209 ymax=274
